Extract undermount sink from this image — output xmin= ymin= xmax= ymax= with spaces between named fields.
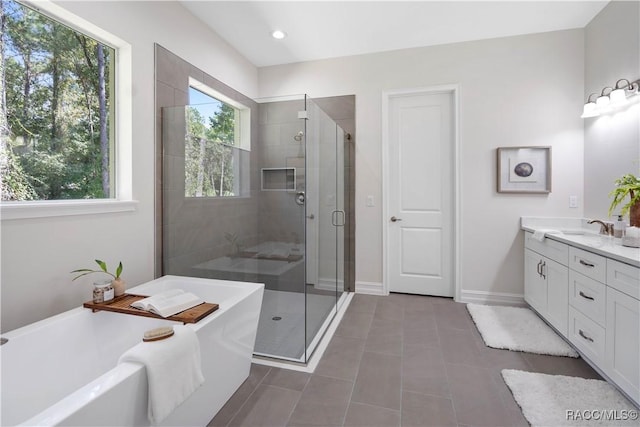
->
xmin=560 ymin=229 xmax=599 ymax=236
xmin=560 ymin=229 xmax=587 ymax=235
xmin=578 ymin=234 xmax=608 ymax=248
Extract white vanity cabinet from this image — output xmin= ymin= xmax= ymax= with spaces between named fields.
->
xmin=524 ymin=234 xmax=569 ymax=336
xmin=523 ymin=230 xmax=640 ymax=406
xmin=605 ymin=259 xmax=639 ymax=404
xmin=568 ymin=248 xmax=608 ymax=365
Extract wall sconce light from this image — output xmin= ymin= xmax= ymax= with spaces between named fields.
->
xmin=582 ymin=78 xmax=639 ymax=118
xmin=581 ymin=93 xmax=599 ymax=118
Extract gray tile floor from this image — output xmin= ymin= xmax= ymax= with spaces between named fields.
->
xmin=209 ymin=293 xmax=601 ymax=427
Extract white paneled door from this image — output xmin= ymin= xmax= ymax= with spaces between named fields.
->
xmin=386 ymin=90 xmax=454 ymax=296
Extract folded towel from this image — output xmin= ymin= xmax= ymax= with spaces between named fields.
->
xmin=532 ymin=229 xmax=562 ymax=242
xmin=118 ymin=325 xmax=204 ymax=424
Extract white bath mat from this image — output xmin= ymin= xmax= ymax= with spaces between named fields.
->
xmin=502 ymin=369 xmax=639 ymax=426
xmin=467 ymin=304 xmax=578 ymax=357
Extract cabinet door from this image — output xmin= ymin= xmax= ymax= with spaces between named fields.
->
xmin=524 ymin=249 xmax=546 ymax=313
xmin=605 ymin=287 xmax=640 ymax=405
xmin=546 ymin=258 xmax=569 ymax=337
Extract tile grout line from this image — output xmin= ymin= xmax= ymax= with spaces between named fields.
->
xmin=223 ymin=367 xmax=272 ymax=427
xmin=341 ymin=296 xmax=378 ymax=426
xmin=436 ymin=310 xmax=462 ymax=427
xmin=283 ymin=370 xmax=321 ymax=426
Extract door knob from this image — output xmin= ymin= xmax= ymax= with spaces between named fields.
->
xmin=390 ymin=216 xmax=402 ymax=222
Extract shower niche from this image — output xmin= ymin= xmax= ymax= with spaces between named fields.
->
xmin=261 ymin=168 xmax=296 ymax=191
xmin=156 ymin=44 xmax=354 ymax=364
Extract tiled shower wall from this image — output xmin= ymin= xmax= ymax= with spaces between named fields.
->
xmin=155 ymin=45 xmax=259 ymax=277
xmin=256 ymin=100 xmax=307 ymax=246
xmin=155 ymin=45 xmax=355 ymax=291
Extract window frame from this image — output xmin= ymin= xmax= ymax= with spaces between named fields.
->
xmin=0 ymin=0 xmax=135 ymax=220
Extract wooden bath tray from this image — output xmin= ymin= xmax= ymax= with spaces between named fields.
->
xmin=83 ymin=294 xmax=219 ymax=324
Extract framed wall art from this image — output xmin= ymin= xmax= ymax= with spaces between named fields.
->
xmin=497 ymin=146 xmax=551 ymax=193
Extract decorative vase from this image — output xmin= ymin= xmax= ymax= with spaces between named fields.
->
xmin=112 ymin=278 xmax=126 ymax=297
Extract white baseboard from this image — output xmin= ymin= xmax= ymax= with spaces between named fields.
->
xmin=355 ymin=281 xmax=386 ymax=295
xmin=315 ymin=278 xmax=344 ymax=292
xmin=458 ymin=289 xmax=525 ymax=306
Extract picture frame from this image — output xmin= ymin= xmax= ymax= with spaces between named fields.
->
xmin=497 ymin=146 xmax=551 ymax=193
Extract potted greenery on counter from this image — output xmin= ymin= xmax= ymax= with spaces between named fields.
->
xmin=608 ymin=173 xmax=640 ymax=227
xmin=71 ymin=259 xmax=126 ymax=296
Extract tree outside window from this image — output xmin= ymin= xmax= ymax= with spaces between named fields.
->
xmin=185 ymin=87 xmax=244 ymax=198
xmin=0 ymin=0 xmax=115 ymax=201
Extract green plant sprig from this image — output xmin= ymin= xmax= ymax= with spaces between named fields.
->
xmin=608 ymin=173 xmax=640 ymax=217
xmin=71 ymin=259 xmax=123 ymax=281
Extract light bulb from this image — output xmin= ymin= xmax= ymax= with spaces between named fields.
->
xmin=271 ymin=30 xmax=287 ymax=40
xmin=581 ymin=102 xmax=599 ymax=118
xmin=609 ymin=88 xmax=627 ymax=106
xmin=596 ymin=95 xmax=610 ymax=107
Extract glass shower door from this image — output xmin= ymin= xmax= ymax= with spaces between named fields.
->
xmin=304 ymin=97 xmax=345 ymax=359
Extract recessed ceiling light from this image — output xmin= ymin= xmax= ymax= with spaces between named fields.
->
xmin=271 ymin=30 xmax=287 ymax=40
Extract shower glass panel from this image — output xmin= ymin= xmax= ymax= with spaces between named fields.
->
xmin=304 ymin=97 xmax=346 ymax=355
xmin=161 ymin=94 xmax=346 ymax=363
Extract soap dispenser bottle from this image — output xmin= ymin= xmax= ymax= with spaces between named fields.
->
xmin=614 ymin=215 xmax=626 ymax=238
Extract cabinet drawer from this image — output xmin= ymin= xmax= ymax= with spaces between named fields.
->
xmin=569 ymin=270 xmax=606 ymax=326
xmin=569 ymin=246 xmax=606 ymax=283
xmin=568 ymin=306 xmax=605 ymax=365
xmin=607 ymin=259 xmax=640 ymax=300
xmin=525 ymin=232 xmax=569 ymax=266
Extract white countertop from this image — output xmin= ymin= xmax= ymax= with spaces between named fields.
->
xmin=521 ymin=217 xmax=640 ymax=268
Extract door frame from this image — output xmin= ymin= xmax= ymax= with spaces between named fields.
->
xmin=381 ymin=84 xmax=461 ymax=301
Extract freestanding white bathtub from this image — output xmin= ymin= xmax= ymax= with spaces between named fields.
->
xmin=0 ymin=275 xmax=264 ymax=426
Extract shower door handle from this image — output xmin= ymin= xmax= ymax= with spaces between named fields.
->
xmin=331 ymin=210 xmax=345 ymax=227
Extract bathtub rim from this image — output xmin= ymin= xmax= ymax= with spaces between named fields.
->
xmin=2 ymin=276 xmax=263 ymax=340
xmin=2 ymin=276 xmax=264 ymax=426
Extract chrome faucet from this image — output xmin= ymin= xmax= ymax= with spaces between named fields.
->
xmin=588 ymin=219 xmax=614 ymax=236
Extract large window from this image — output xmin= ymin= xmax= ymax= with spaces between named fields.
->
xmin=185 ymin=79 xmax=250 ymax=198
xmin=1 ymin=0 xmax=115 ymax=201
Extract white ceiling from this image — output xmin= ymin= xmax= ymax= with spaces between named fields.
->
xmin=180 ymin=1 xmax=609 ymax=68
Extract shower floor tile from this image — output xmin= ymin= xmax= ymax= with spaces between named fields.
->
xmin=254 ymin=289 xmax=337 ymax=361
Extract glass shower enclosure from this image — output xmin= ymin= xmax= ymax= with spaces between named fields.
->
xmin=162 ymin=94 xmax=348 ymax=363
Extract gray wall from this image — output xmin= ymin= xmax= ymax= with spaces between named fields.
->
xmin=256 ymin=97 xmax=356 ymax=292
xmin=584 ymin=1 xmax=640 ymax=220
xmin=155 ymin=45 xmax=260 ymax=278
xmin=256 ymin=99 xmax=307 ymax=247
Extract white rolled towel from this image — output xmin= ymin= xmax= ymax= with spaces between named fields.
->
xmin=118 ymin=325 xmax=204 ymax=424
xmin=531 ymin=229 xmax=562 ymax=242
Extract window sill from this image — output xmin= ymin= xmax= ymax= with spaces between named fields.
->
xmin=0 ymin=199 xmax=139 ymax=221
